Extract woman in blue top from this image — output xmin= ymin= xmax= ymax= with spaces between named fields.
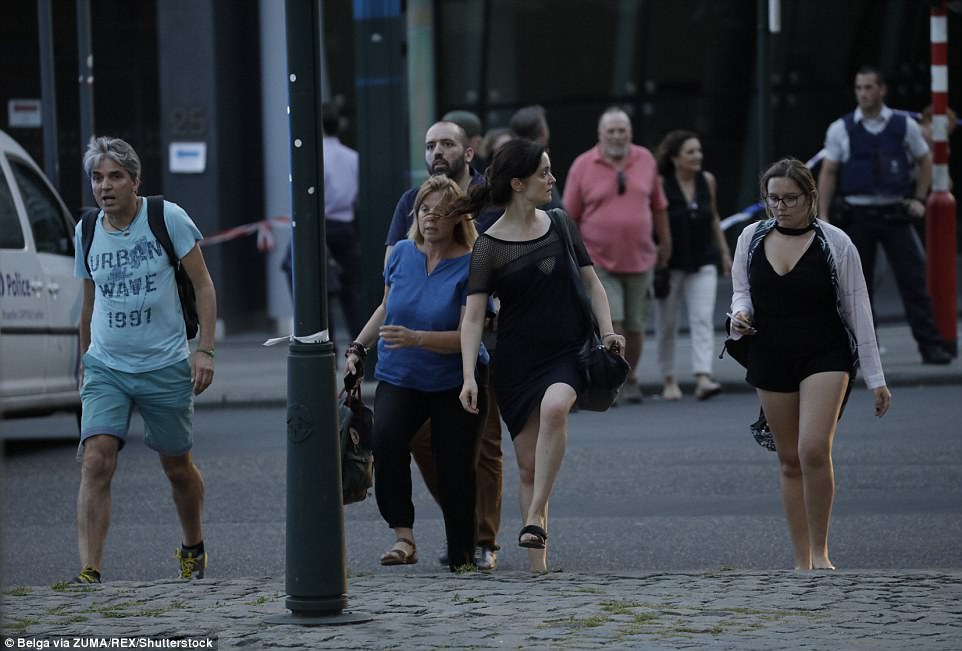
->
xmin=345 ymin=176 xmax=489 ymax=571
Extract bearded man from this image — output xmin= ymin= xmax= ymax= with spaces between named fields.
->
xmin=564 ymin=107 xmax=672 ymax=403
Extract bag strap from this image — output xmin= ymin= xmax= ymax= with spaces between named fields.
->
xmin=83 ymin=196 xmax=174 ymax=274
xmin=547 ymin=208 xmax=599 ymax=335
xmin=80 ymin=209 xmax=98 ymax=276
xmin=145 ymin=195 xmax=178 ymax=269
xmin=339 ymin=372 xmax=363 ymax=404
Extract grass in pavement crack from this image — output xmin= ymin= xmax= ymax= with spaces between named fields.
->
xmin=600 ymin=600 xmax=643 ymax=615
xmin=6 ymin=616 xmax=39 ymax=634
xmin=82 ymin=599 xmax=187 ymax=618
xmin=5 ymin=586 xmax=31 ymax=596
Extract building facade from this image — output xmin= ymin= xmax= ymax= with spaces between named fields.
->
xmin=1 ymin=0 xmax=958 ymax=333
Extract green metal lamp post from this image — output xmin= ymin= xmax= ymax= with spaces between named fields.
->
xmin=267 ymin=0 xmax=369 ymax=626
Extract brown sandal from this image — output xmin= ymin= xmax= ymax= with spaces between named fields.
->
xmin=380 ymin=537 xmax=417 ymax=565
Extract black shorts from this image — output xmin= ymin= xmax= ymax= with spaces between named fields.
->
xmin=747 ymin=337 xmax=852 ymax=393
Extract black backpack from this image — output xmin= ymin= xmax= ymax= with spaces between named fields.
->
xmin=81 ymin=195 xmax=199 ymax=340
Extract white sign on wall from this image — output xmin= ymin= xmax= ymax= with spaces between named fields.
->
xmin=7 ymin=99 xmax=42 ymax=128
xmin=169 ymin=142 xmax=207 ymax=174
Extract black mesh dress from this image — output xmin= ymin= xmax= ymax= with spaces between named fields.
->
xmin=467 ymin=214 xmax=593 ymax=438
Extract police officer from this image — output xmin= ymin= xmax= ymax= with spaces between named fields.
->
xmin=817 ymin=66 xmax=951 ymax=365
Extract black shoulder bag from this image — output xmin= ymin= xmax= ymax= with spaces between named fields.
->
xmin=548 ymin=209 xmax=630 ymax=412
xmin=719 ymin=311 xmax=774 ymax=451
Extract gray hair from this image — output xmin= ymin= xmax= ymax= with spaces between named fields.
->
xmin=598 ymin=105 xmax=631 ymax=129
xmin=83 ymin=136 xmax=141 ymax=181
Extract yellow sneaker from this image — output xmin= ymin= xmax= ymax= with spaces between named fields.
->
xmin=176 ymin=548 xmax=207 ymax=579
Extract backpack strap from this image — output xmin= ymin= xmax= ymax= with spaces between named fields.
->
xmin=80 ymin=209 xmax=99 ymax=277
xmin=83 ymin=197 xmax=168 ymax=276
xmin=145 ymin=195 xmax=178 ymax=269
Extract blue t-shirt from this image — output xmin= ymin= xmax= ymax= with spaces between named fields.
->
xmin=376 ymin=240 xmax=488 ymax=391
xmin=74 ymin=199 xmax=203 ymax=373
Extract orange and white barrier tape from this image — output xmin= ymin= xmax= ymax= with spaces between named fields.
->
xmin=199 ymin=215 xmax=291 ymax=251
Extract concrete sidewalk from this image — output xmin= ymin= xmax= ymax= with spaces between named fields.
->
xmin=196 ymin=320 xmax=962 ymax=409
xmin=2 ymin=570 xmax=960 ymax=649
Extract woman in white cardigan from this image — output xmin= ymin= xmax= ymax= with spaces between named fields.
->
xmin=730 ymin=158 xmax=891 ymax=571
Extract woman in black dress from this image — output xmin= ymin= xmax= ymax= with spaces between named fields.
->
xmin=452 ymin=139 xmax=624 ymax=572
xmin=730 ymin=158 xmax=891 ymax=570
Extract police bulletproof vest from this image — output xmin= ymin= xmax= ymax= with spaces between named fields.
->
xmin=839 ymin=113 xmax=912 ymax=198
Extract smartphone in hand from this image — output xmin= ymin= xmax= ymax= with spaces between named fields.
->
xmin=726 ymin=312 xmax=757 ymax=334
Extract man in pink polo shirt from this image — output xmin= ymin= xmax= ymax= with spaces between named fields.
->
xmin=564 ymin=107 xmax=671 ymax=403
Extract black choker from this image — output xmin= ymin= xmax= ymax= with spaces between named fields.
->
xmin=774 ymin=221 xmax=815 ymax=236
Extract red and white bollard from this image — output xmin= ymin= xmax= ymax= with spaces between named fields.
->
xmin=926 ymin=0 xmax=958 ymax=356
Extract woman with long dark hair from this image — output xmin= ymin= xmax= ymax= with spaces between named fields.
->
xmin=453 ymin=139 xmax=624 ymax=572
xmin=654 ymin=130 xmax=732 ymax=401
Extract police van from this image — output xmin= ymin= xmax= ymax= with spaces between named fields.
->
xmin=0 ymin=129 xmax=83 ymax=418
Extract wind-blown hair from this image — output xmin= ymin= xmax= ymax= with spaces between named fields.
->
xmin=445 ymin=139 xmax=545 ymax=219
xmin=407 ymin=175 xmax=477 ymax=247
xmin=83 ymin=136 xmax=141 ymax=181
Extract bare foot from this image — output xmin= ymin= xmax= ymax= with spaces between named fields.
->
xmin=528 ymin=547 xmax=547 ymax=573
xmin=812 ymin=559 xmax=836 ymax=571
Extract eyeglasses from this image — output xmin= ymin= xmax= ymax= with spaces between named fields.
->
xmin=617 ymin=170 xmax=626 ymax=195
xmin=764 ymin=193 xmax=803 ymax=208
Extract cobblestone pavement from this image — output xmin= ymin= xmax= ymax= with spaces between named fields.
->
xmin=3 ymin=570 xmax=961 ymax=649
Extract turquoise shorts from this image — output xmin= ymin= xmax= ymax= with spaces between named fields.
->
xmin=78 ymin=353 xmax=194 ymax=458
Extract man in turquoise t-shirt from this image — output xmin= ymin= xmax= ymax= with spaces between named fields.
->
xmin=70 ymin=137 xmax=217 ymax=584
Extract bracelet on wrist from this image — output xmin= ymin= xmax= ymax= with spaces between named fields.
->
xmin=196 ymin=348 xmax=215 ymax=358
xmin=601 ymin=332 xmax=617 ymax=340
xmin=346 ymin=341 xmax=368 ymax=359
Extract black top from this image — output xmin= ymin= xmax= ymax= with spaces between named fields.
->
xmin=750 ymin=243 xmax=835 ymax=320
xmin=468 ymin=216 xmax=592 ymax=368
xmin=467 ymin=213 xmax=592 ymax=434
xmin=663 ymin=171 xmax=715 ymax=272
xmin=744 ymin=238 xmax=852 ymax=391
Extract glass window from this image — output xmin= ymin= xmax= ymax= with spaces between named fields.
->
xmin=8 ymin=159 xmax=73 ymax=256
xmin=0 ymin=170 xmax=25 ymax=249
xmin=431 ymin=0 xmax=940 ymax=215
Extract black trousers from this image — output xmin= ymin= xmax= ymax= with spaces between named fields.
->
xmin=281 ymin=220 xmax=363 ymax=344
xmin=325 ymin=220 xmax=364 ymax=338
xmin=372 ymin=367 xmax=489 ymax=569
xmin=842 ymin=205 xmax=945 ymax=351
